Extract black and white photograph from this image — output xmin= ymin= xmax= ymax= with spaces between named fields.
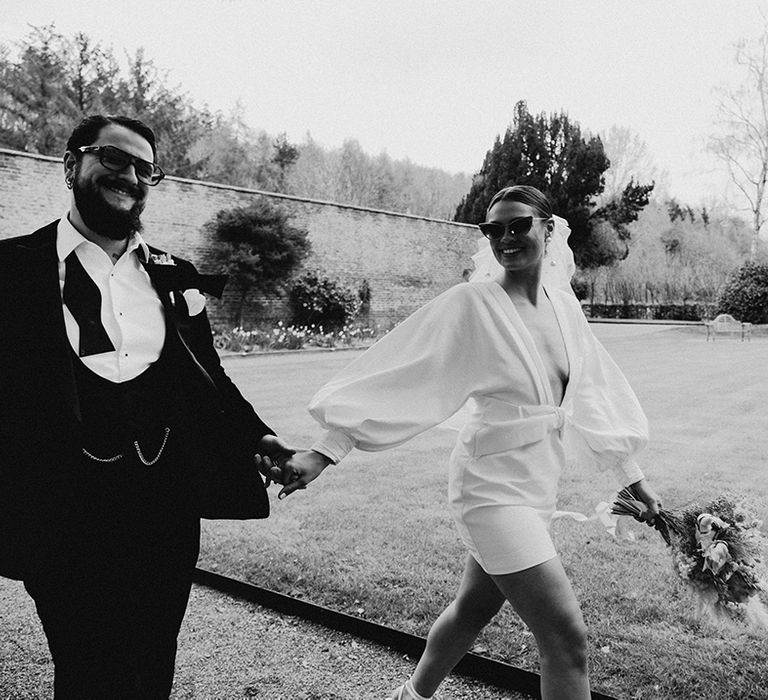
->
xmin=1 ymin=2 xmax=767 ymax=698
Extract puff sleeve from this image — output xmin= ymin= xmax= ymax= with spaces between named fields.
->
xmin=309 ymin=284 xmax=492 ymax=463
xmin=566 ymin=315 xmax=648 ymax=485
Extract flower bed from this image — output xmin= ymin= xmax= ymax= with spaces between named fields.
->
xmin=213 ymin=321 xmax=382 ymax=354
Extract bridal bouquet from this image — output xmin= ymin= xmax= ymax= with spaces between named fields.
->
xmin=612 ymin=486 xmax=768 ymax=625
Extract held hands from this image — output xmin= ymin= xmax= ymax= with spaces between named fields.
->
xmin=253 ymin=434 xmax=297 ymax=486
xmin=253 ymin=437 xmax=332 ymax=499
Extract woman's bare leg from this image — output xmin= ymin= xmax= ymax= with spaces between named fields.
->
xmin=409 ymin=555 xmax=589 ymax=700
xmin=490 ymin=557 xmax=590 ymax=700
xmin=409 ymin=555 xmax=505 ymax=697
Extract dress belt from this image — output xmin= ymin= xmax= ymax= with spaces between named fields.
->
xmin=461 ymin=402 xmax=574 ymax=456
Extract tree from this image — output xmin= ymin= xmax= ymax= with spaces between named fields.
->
xmin=185 ymin=106 xmax=287 ymax=189
xmin=593 ymin=178 xmax=655 ymax=244
xmin=284 ymin=132 xmax=335 ymax=200
xmin=588 ymin=201 xmax=753 ymax=307
xmin=0 ymin=25 xmax=77 ymax=153
xmin=0 ymin=25 xmax=471 ymax=217
xmin=454 ymin=101 xmax=653 ymax=268
xmin=334 ymin=138 xmax=381 ymax=206
xmin=598 ymin=125 xmax=660 ymax=202
xmin=205 ymin=201 xmax=311 ymax=327
xmin=67 ymin=32 xmax=121 ymax=115
xmin=455 ymin=101 xmax=610 ymax=223
xmin=271 ymin=132 xmax=299 ymax=193
xmin=709 ymin=26 xmax=768 ymax=259
xmin=0 ymin=25 xmax=205 ymax=174
xmin=115 ymin=48 xmax=205 ymax=177
xmin=285 ymin=133 xmax=471 ymax=218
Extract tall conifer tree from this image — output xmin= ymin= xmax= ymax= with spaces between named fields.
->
xmin=455 ymin=101 xmax=652 ymax=268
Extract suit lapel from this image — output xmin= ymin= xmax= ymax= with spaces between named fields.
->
xmin=141 ymin=258 xmax=219 ymax=394
xmin=13 ymin=223 xmax=81 ymax=421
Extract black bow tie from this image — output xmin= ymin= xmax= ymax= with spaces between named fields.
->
xmin=143 ymin=261 xmax=228 ymax=299
xmin=63 ymin=252 xmax=116 ymax=357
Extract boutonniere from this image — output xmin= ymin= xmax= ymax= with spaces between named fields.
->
xmin=148 ymin=252 xmax=176 ymax=266
xmin=142 ymin=253 xmax=228 ymax=316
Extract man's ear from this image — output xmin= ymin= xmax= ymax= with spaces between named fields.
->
xmin=63 ymin=151 xmax=77 ymax=181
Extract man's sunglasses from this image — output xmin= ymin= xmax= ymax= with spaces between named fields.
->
xmin=77 ymin=145 xmax=165 ymax=186
xmin=478 ymin=216 xmax=549 ymax=241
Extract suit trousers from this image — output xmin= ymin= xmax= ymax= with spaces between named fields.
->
xmin=24 ymin=549 xmax=197 ymax=700
xmin=24 ymin=435 xmax=201 ymax=700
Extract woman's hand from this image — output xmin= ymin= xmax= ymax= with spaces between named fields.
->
xmin=629 ymin=478 xmax=662 ymax=525
xmin=275 ymin=450 xmax=333 ymax=499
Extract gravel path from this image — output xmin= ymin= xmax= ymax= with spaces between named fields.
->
xmin=1 ymin=576 xmax=530 ymax=699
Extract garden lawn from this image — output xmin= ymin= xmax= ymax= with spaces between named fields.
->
xmin=200 ymin=325 xmax=768 ymax=700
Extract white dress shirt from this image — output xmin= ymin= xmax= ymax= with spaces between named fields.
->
xmin=57 ymin=216 xmax=166 ymax=382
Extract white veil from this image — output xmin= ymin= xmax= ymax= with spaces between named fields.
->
xmin=468 ymin=214 xmax=576 ymax=295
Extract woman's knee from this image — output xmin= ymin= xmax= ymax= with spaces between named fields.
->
xmin=539 ymin=611 xmax=588 ymax=667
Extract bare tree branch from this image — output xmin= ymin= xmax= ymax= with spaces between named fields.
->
xmin=710 ymin=26 xmax=768 ymax=255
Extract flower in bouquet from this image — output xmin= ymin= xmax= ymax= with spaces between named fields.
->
xmin=612 ymin=487 xmax=768 ymax=625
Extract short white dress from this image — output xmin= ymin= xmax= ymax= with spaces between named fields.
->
xmin=309 ymin=281 xmax=648 ymax=575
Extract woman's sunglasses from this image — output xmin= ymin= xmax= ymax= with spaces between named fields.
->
xmin=77 ymin=145 xmax=165 ymax=186
xmin=478 ymin=216 xmax=549 ymax=241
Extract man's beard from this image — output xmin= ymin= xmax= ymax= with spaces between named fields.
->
xmin=72 ymin=170 xmax=145 ymax=240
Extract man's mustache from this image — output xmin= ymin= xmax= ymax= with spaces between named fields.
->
xmin=98 ymin=176 xmax=144 ymax=200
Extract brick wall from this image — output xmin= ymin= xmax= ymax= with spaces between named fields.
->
xmin=0 ymin=148 xmax=479 ymax=327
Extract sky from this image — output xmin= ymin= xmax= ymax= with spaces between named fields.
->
xmin=2 ymin=0 xmax=767 ymax=208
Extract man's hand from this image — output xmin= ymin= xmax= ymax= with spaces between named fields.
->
xmin=253 ymin=435 xmax=297 ymax=486
xmin=275 ymin=450 xmax=333 ymax=499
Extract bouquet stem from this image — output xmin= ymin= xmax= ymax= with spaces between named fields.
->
xmin=611 ymin=485 xmax=684 ymax=546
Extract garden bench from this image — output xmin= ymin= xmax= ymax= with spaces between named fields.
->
xmin=704 ymin=313 xmax=752 ymax=341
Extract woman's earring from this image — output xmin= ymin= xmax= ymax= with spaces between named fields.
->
xmin=544 ymin=232 xmax=552 ymax=258
xmin=545 ymin=230 xmax=556 ymax=266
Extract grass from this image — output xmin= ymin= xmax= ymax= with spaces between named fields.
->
xmin=200 ymin=326 xmax=768 ymax=700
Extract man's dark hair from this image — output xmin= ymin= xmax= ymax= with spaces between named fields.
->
xmin=65 ymin=115 xmax=158 ymax=161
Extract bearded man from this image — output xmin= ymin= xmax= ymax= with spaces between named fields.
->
xmin=0 ymin=115 xmax=295 ymax=699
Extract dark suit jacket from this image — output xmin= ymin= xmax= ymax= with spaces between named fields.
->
xmin=0 ymin=221 xmax=272 ymax=580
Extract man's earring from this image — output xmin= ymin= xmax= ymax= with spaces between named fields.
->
xmin=65 ymin=176 xmax=73 ymax=190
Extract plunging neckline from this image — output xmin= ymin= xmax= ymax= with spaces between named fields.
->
xmin=487 ymin=281 xmax=571 ymax=408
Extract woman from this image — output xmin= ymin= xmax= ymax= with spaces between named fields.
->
xmin=272 ymin=185 xmax=661 ymax=700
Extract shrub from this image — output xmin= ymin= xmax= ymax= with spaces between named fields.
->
xmin=288 ymin=272 xmax=361 ymax=331
xmin=716 ymin=262 xmax=768 ymax=324
xmin=570 ymin=273 xmax=590 ymax=301
xmin=581 ymin=303 xmax=717 ymax=321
